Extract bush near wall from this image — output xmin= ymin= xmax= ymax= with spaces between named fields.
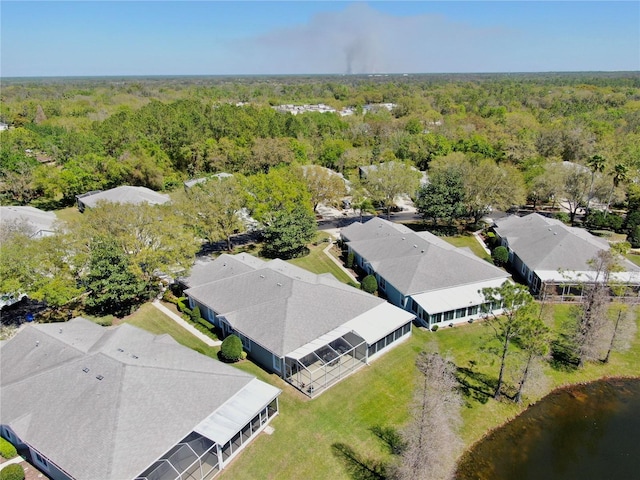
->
xmin=0 ymin=464 xmax=25 ymax=480
xmin=0 ymin=438 xmax=17 ymax=459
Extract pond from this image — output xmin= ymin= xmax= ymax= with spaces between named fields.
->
xmin=456 ymin=378 xmax=640 ymax=480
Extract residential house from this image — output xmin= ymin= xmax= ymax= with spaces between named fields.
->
xmin=76 ymin=186 xmax=170 ymax=212
xmin=493 ymin=213 xmax=640 ymax=298
xmin=341 ymin=217 xmax=511 ymax=328
xmin=0 ymin=206 xmax=57 ymax=238
xmin=0 ymin=318 xmax=280 ymax=480
xmin=183 ymin=254 xmax=415 ymax=397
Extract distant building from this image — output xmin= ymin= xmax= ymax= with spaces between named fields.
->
xmin=0 ymin=206 xmax=57 ymax=238
xmin=493 ymin=213 xmax=640 ymax=298
xmin=76 ymin=186 xmax=170 ymax=212
xmin=341 ymin=218 xmax=511 ymax=328
xmin=0 ymin=122 xmax=9 ymax=131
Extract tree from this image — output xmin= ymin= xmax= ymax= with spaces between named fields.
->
xmin=561 ymin=162 xmax=591 ymax=224
xmin=361 ymin=275 xmax=378 ymax=294
xmin=299 ymin=165 xmax=347 ymax=212
xmin=84 ymin=237 xmax=147 ymax=316
xmin=179 ymin=176 xmax=247 ymax=251
xmin=245 ymin=167 xmax=313 ymax=222
xmin=364 ymin=162 xmax=422 ymax=219
xmin=514 ymin=313 xmax=551 ymax=403
xmin=491 ymin=246 xmax=509 ymax=267
xmin=261 ymin=205 xmax=317 ymax=259
xmin=393 ymin=352 xmax=462 ymax=480
xmin=430 ymin=153 xmax=525 ymax=224
xmin=570 ymin=250 xmax=620 ymax=367
xmin=585 ymin=154 xmax=606 ymax=213
xmin=248 ymin=137 xmax=295 ymax=174
xmin=415 ymin=168 xmax=465 ymax=225
xmin=220 ymin=334 xmax=243 ymax=362
xmin=482 ymin=281 xmax=536 ymax=399
xmin=73 ymin=202 xmax=199 ymax=283
xmin=604 ymin=163 xmax=628 ymax=217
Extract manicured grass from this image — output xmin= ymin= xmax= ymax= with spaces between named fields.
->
xmin=625 ymin=252 xmax=640 ymax=267
xmin=113 ymin=294 xmax=639 ymax=479
xmin=288 ymin=241 xmax=355 ymax=285
xmin=220 ymin=329 xmax=429 ymax=480
xmin=442 ymin=234 xmax=492 ymax=262
xmin=121 ymin=303 xmax=220 ymax=358
xmin=219 ymin=306 xmax=640 ymax=479
xmin=54 ymin=206 xmax=82 ymax=225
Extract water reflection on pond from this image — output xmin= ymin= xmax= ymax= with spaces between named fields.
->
xmin=456 ymin=378 xmax=640 ymax=480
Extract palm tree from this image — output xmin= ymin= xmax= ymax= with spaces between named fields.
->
xmin=586 ymin=154 xmax=606 ymax=213
xmin=604 ymin=163 xmax=628 ymax=218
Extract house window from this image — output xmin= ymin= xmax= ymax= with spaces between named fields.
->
xmin=240 ymin=334 xmax=251 ymax=352
xmin=33 ymin=451 xmax=49 ymax=471
xmin=431 ymin=312 xmax=442 ymax=324
xmin=409 ymin=298 xmax=417 ymax=313
xmin=467 ymin=305 xmax=478 ymax=316
xmin=455 ymin=308 xmax=466 ymax=318
xmin=379 ymin=277 xmax=386 ymax=291
xmin=443 ymin=311 xmax=454 ymax=321
xmin=521 ymin=262 xmax=527 ymax=276
xmin=272 ymin=356 xmax=281 ymax=373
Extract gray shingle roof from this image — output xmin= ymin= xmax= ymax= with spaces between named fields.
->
xmin=345 ymin=219 xmax=509 ymax=296
xmin=340 ymin=217 xmax=413 ymax=243
xmin=181 ymin=253 xmax=266 ymax=288
xmin=78 ymin=186 xmax=170 ymax=209
xmin=0 ymin=206 xmax=57 ymax=237
xmin=0 ymin=318 xmax=264 ymax=480
xmin=185 ymin=256 xmax=386 ymax=357
xmin=493 ymin=213 xmax=640 ymax=274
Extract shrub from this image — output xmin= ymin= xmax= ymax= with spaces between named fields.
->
xmin=220 ymin=334 xmax=243 ymax=362
xmin=361 ymin=275 xmax=378 ymax=294
xmin=0 ymin=437 xmax=17 ymax=459
xmin=431 ymin=324 xmax=439 ymax=332
xmin=346 ymin=251 xmax=355 ymax=269
xmin=628 ymin=226 xmax=640 ymax=248
xmin=491 ymin=246 xmax=509 ymax=266
xmin=553 ymin=212 xmax=570 ymax=224
xmin=0 ymin=464 xmax=24 ymax=480
xmin=176 ymin=298 xmax=192 ymax=316
xmin=190 ymin=305 xmax=202 ymax=323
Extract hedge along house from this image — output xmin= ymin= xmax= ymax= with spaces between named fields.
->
xmin=0 ymin=318 xmax=280 ymax=480
xmin=493 ymin=213 xmax=640 ymax=299
xmin=341 ymin=218 xmax=511 ymax=328
xmin=182 ymin=254 xmax=415 ymax=397
xmin=75 ymin=185 xmax=170 ymax=212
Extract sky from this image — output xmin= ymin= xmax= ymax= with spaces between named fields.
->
xmin=1 ymin=1 xmax=639 ymax=77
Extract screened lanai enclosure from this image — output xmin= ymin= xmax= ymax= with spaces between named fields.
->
xmin=285 ymin=331 xmax=368 ymax=397
xmin=136 ymin=392 xmax=279 ymax=480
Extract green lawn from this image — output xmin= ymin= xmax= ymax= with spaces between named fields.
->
xmin=115 ymin=300 xmax=639 ymax=480
xmin=121 ymin=303 xmax=220 ymax=359
xmin=288 ymin=241 xmax=355 ymax=285
xmin=53 ymin=206 xmax=82 ymax=225
xmin=219 ymin=306 xmax=640 ymax=479
xmin=442 ymin=234 xmax=492 ymax=262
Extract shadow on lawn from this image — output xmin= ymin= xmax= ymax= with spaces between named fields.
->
xmin=455 ymin=363 xmax=495 ymax=404
xmin=332 ymin=424 xmax=406 ymax=480
xmin=331 ymin=443 xmax=387 ymax=480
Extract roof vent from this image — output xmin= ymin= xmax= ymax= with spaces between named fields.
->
xmin=401 ymin=237 xmax=405 ymax=240
xmin=35 ymin=341 xmax=39 ymax=347
xmin=59 ymin=328 xmax=62 ymax=334
xmin=96 ymin=375 xmax=104 ymax=381
xmin=413 ymin=245 xmax=417 ymax=248
xmin=117 ymin=348 xmax=124 ymax=352
xmin=421 ymin=250 xmax=425 ymax=253
xmin=131 ymin=354 xmax=139 ymax=359
xmin=554 ymin=232 xmax=557 ymax=235
xmin=260 ymin=274 xmax=265 ymax=278
xmin=277 ymin=282 xmax=282 ymax=287
xmin=83 ymin=367 xmax=90 ymax=373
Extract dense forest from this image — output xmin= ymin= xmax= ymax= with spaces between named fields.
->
xmin=2 ymin=72 xmax=640 ymax=317
xmin=1 ymin=72 xmax=639 ymax=209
